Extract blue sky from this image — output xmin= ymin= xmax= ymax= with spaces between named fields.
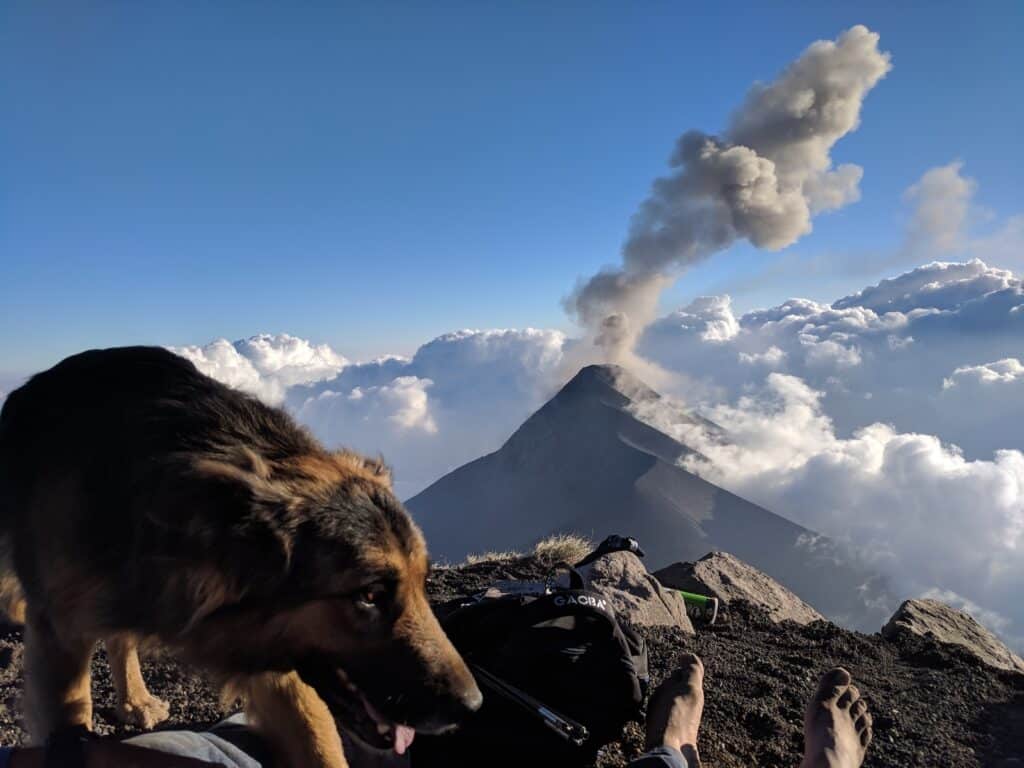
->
xmin=2 ymin=1 xmax=1022 ymax=375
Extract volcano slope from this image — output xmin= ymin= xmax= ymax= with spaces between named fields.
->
xmin=408 ymin=364 xmax=886 ymax=629
xmin=2 ymin=554 xmax=1021 ymax=767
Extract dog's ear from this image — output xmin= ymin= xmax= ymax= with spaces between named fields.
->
xmin=194 ymin=456 xmax=296 ymax=569
xmin=149 ymin=454 xmax=296 ymax=592
xmin=362 ymin=455 xmax=392 ymax=486
xmin=196 ymin=445 xmax=272 ymax=480
xmin=330 ymin=450 xmax=392 ymax=487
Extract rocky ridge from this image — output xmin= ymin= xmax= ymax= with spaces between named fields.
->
xmin=1 ymin=552 xmax=1022 ymax=767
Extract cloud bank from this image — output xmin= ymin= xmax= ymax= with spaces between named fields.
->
xmin=171 ymin=329 xmax=570 ymax=497
xmin=172 ymin=330 xmax=571 ymax=498
xmin=634 ymin=373 xmax=1024 ymax=649
xmin=289 ymin=329 xmax=570 ymax=497
xmin=640 ymin=258 xmax=1024 ymax=458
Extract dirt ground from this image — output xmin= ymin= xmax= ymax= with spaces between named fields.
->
xmin=2 ymin=557 xmax=1023 ymax=767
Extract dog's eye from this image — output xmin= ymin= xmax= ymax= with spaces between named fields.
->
xmin=355 ymin=583 xmax=387 ymax=609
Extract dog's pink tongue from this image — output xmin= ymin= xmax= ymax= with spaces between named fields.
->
xmin=393 ymin=725 xmax=415 ymax=755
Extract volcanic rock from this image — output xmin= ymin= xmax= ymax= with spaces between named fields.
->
xmin=577 ymin=551 xmax=694 ymax=632
xmin=882 ymin=598 xmax=1024 ymax=674
xmin=654 ymin=551 xmax=826 ymax=625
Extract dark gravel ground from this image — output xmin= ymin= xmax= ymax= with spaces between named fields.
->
xmin=3 ymin=557 xmax=1023 ymax=767
xmin=0 ymin=624 xmax=228 ymax=743
xmin=429 ymin=559 xmax=1024 ymax=768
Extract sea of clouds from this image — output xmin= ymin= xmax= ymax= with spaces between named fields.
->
xmin=172 ymin=255 xmax=1024 ymax=640
xmin=164 ymin=156 xmax=1024 ymax=649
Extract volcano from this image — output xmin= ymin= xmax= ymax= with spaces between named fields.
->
xmin=407 ymin=364 xmax=886 ymax=628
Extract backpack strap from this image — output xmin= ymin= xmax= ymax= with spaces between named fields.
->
xmin=517 ymin=589 xmax=619 ymax=627
xmin=471 ymin=664 xmax=590 ymax=746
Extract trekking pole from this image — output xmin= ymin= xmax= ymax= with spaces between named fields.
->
xmin=470 ymin=663 xmax=590 ymax=746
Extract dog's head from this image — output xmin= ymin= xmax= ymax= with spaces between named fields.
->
xmin=176 ymin=449 xmax=482 ymax=754
xmin=287 ymin=456 xmax=483 ymax=753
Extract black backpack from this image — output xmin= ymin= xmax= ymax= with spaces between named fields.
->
xmin=415 ymin=568 xmax=649 ymax=767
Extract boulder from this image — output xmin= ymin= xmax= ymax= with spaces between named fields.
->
xmin=577 ymin=551 xmax=694 ymax=633
xmin=654 ymin=551 xmax=826 ymax=626
xmin=882 ymin=599 xmax=1024 ymax=674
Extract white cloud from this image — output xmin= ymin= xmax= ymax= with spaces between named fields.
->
xmin=802 ymin=336 xmax=862 ymax=368
xmin=902 ymin=161 xmax=975 ymax=258
xmin=297 ymin=375 xmax=437 ymax=451
xmin=234 ymin=333 xmax=348 ymax=389
xmin=943 ymin=358 xmax=1024 ymax=389
xmin=172 ymin=333 xmax=347 ymax=405
xmin=174 ymin=338 xmax=272 ymax=400
xmin=739 ymin=345 xmax=786 ymax=367
xmin=832 ymin=257 xmax=1014 ymax=313
xmin=667 ymin=296 xmax=741 ymax=342
xmin=372 ymin=377 xmax=437 ymax=433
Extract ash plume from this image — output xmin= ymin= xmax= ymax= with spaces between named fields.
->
xmin=568 ymin=25 xmax=892 ymax=359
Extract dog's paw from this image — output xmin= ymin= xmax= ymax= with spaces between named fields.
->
xmin=117 ymin=694 xmax=170 ymax=730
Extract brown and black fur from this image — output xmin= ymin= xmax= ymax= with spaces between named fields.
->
xmin=0 ymin=346 xmax=480 ymax=766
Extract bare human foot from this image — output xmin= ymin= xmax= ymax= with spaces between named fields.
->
xmin=645 ymin=653 xmax=704 ymax=767
xmin=800 ymin=667 xmax=873 ymax=768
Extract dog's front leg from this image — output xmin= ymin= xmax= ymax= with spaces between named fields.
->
xmin=23 ymin=607 xmax=95 ymax=744
xmin=239 ymin=671 xmax=348 ymax=768
xmin=105 ymin=634 xmax=171 ymax=729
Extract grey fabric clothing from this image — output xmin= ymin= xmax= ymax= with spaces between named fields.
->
xmin=626 ymin=745 xmax=689 ymax=768
xmin=125 ymin=718 xmax=260 ymax=768
xmin=125 ymin=717 xmax=687 ymax=768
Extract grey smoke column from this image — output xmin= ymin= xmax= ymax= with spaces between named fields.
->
xmin=570 ymin=25 xmax=892 ymax=359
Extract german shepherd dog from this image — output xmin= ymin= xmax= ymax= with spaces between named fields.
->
xmin=0 ymin=347 xmax=481 ymax=766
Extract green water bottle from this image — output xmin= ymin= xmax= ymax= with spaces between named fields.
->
xmin=678 ymin=590 xmax=720 ymax=625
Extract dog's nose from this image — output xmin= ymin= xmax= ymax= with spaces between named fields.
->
xmin=434 ymin=671 xmax=482 ymax=726
xmin=458 ymin=679 xmax=484 ymax=714
xmin=402 ymin=677 xmax=482 ymax=734
xmin=430 ymin=679 xmax=481 ymax=729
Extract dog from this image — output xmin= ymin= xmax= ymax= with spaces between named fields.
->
xmin=0 ymin=346 xmax=481 ymax=767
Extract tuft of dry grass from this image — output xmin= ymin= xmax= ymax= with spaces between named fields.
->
xmin=532 ymin=533 xmax=593 ymax=567
xmin=463 ymin=549 xmax=521 ymax=565
xmin=460 ymin=533 xmax=593 ymax=568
